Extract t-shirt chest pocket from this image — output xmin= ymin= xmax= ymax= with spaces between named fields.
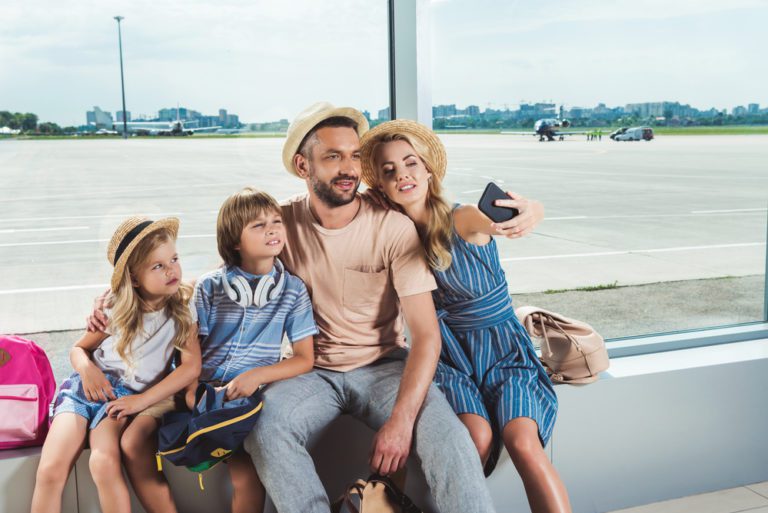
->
xmin=342 ymin=268 xmax=388 ymax=322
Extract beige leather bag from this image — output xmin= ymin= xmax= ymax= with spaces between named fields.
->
xmin=331 ymin=474 xmax=422 ymax=513
xmin=516 ymin=306 xmax=609 ymax=384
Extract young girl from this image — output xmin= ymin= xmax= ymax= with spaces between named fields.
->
xmin=360 ymin=120 xmax=572 ymax=513
xmin=31 ymin=216 xmax=201 ymax=513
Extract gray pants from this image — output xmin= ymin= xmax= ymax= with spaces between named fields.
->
xmin=244 ymin=353 xmax=496 ymax=513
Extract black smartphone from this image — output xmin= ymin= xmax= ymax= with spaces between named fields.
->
xmin=478 ymin=182 xmax=519 ymax=223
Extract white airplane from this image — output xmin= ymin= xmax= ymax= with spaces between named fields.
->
xmin=114 ymin=120 xmax=221 ymax=136
xmin=501 ymin=106 xmax=590 ymax=141
xmin=114 ymin=107 xmax=221 ymax=136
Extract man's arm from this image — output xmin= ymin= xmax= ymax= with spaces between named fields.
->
xmin=369 ymin=291 xmax=441 ymax=475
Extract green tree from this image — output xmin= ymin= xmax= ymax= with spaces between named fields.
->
xmin=21 ymin=113 xmax=38 ymax=132
xmin=37 ymin=122 xmax=62 ymax=135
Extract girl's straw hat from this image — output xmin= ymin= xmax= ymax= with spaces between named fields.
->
xmin=360 ymin=119 xmax=447 ymax=189
xmin=107 ymin=216 xmax=179 ymax=292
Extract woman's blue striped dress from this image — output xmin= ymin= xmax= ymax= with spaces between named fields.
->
xmin=432 ymin=213 xmax=558 ymax=475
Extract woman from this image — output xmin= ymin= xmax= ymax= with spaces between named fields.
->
xmin=360 ymin=120 xmax=571 ymax=513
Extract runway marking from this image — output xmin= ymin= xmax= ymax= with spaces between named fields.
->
xmin=0 ymin=181 xmax=245 ymax=202
xmin=460 ymin=189 xmax=484 ymax=195
xmin=0 ymin=233 xmax=215 ymax=248
xmin=0 ymin=284 xmax=108 ymax=296
xmin=500 ymin=242 xmax=765 ymax=262
xmin=543 ymin=211 xmax=766 ymax=221
xmin=0 ymin=212 xmax=183 ymax=223
xmin=0 ymin=226 xmax=89 ymax=234
xmin=480 ymin=175 xmax=504 ymax=184
xmin=691 ymin=208 xmax=767 ymax=214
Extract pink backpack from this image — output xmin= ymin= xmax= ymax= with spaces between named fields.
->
xmin=0 ymin=335 xmax=56 ymax=449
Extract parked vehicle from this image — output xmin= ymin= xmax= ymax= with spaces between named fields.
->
xmin=609 ymin=127 xmax=628 ymax=140
xmin=614 ymin=127 xmax=654 ymax=141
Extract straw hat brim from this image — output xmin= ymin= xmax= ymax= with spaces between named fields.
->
xmin=282 ymin=105 xmax=369 ymax=176
xmin=109 ymin=217 xmax=179 ymax=292
xmin=359 ymin=119 xmax=447 ymax=189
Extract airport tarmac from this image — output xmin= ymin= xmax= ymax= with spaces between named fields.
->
xmin=1 ymin=134 xmax=766 ymax=335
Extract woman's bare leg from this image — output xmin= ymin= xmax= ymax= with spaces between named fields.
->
xmin=457 ymin=413 xmax=494 ymax=466
xmin=503 ymin=417 xmax=571 ymax=513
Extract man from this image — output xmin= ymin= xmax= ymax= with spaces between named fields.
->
xmin=244 ymin=102 xmax=496 ymax=512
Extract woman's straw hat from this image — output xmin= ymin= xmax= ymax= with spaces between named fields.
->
xmin=107 ymin=216 xmax=179 ymax=292
xmin=282 ymin=102 xmax=369 ymax=177
xmin=359 ymin=119 xmax=447 ymax=188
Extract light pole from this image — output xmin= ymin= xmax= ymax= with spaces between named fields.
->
xmin=114 ymin=16 xmax=128 ymax=139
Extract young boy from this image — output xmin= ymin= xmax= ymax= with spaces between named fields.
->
xmin=194 ymin=187 xmax=317 ymax=513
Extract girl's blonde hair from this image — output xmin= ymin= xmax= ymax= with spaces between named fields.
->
xmin=371 ymin=133 xmax=454 ymax=271
xmin=109 ymin=228 xmax=193 ymax=368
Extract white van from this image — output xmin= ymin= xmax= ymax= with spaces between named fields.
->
xmin=614 ymin=127 xmax=654 ymax=141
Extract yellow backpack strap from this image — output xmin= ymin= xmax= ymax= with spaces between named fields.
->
xmin=156 ymin=454 xmax=163 ymax=472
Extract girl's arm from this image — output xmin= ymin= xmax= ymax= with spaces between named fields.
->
xmin=225 ymin=335 xmax=314 ymax=400
xmin=106 ymin=323 xmax=202 ymax=420
xmin=70 ymin=330 xmax=113 ymax=402
xmin=453 ymin=191 xmax=544 ymax=244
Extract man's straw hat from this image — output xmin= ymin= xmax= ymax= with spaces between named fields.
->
xmin=107 ymin=216 xmax=179 ymax=292
xmin=359 ymin=119 xmax=447 ymax=188
xmin=282 ymin=102 xmax=369 ymax=176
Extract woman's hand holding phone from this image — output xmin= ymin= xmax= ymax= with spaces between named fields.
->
xmin=478 ymin=183 xmax=544 ymax=239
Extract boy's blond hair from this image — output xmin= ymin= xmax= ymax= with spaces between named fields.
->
xmin=217 ymin=187 xmax=281 ymax=267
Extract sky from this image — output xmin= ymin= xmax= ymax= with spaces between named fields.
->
xmin=1 ymin=0 xmax=766 ymax=127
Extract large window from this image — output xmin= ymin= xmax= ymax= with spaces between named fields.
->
xmin=0 ymin=1 xmax=389 ymax=380
xmin=430 ymin=1 xmax=768 ymax=340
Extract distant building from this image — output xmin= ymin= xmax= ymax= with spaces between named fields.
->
xmin=732 ymin=106 xmax=747 ymax=116
xmin=86 ymin=107 xmax=113 ymax=128
xmin=362 ymin=110 xmax=371 ymax=123
xmin=625 ymin=102 xmax=699 ymax=119
xmin=432 ymin=104 xmax=457 ymax=118
xmin=158 ymin=107 xmax=201 ymax=122
xmin=377 ymin=107 xmax=391 ymax=121
xmin=116 ymin=110 xmax=131 ymax=122
xmin=747 ymin=104 xmax=759 ymax=114
xmin=465 ymin=105 xmax=480 ymax=116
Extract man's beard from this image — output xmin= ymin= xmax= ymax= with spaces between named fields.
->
xmin=309 ymin=168 xmax=360 ymax=208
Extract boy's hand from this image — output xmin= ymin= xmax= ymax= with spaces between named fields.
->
xmin=225 ymin=369 xmax=263 ymax=400
xmin=106 ymin=394 xmax=150 ymax=420
xmin=79 ymin=363 xmax=116 ymax=402
xmin=86 ymin=289 xmax=111 ymax=332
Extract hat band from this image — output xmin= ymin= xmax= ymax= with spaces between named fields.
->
xmin=113 ymin=220 xmax=153 ymax=265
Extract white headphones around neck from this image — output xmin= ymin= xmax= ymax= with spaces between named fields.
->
xmin=221 ymin=259 xmax=286 ymax=308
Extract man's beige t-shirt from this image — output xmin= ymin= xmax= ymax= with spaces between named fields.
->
xmin=280 ymin=194 xmax=437 ymax=371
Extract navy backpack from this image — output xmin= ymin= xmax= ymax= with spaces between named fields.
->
xmin=156 ymin=382 xmax=263 ymax=488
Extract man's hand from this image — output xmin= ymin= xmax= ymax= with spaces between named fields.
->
xmin=369 ymin=416 xmax=413 ymax=476
xmin=224 ymin=368 xmax=263 ymax=400
xmin=86 ymin=289 xmax=111 ymax=332
xmin=106 ymin=394 xmax=150 ymax=420
xmin=491 ymin=191 xmax=544 ymax=239
xmin=79 ymin=363 xmax=116 ymax=402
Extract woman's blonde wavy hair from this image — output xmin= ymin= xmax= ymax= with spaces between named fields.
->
xmin=109 ymin=228 xmax=193 ymax=368
xmin=370 ymin=133 xmax=454 ymax=271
